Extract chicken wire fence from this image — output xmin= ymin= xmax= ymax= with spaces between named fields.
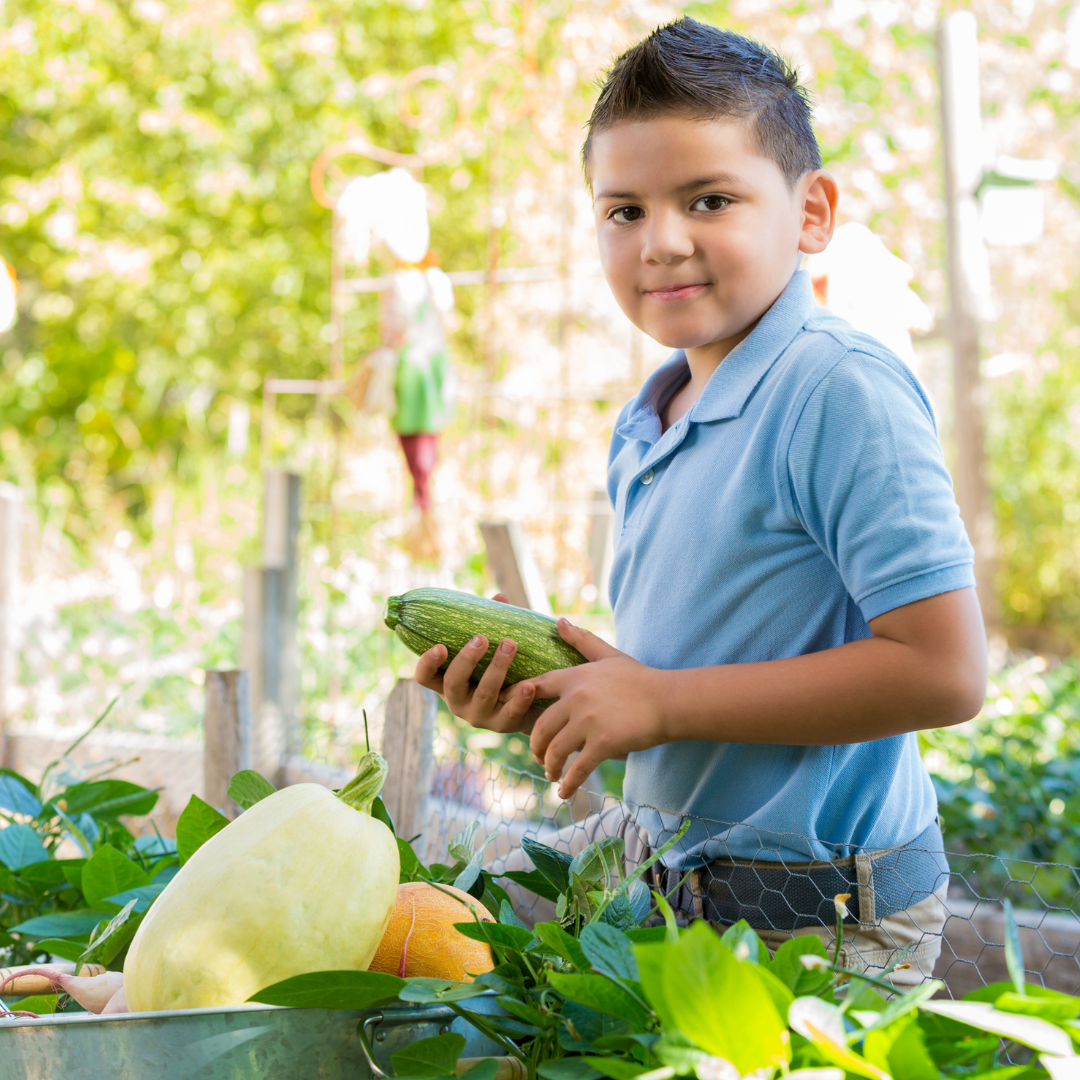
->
xmin=425 ymin=733 xmax=1080 ymax=1001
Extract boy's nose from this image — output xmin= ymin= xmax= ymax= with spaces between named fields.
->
xmin=640 ymin=209 xmax=695 ymax=264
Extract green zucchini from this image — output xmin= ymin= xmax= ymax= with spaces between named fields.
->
xmin=384 ymin=588 xmax=586 ymax=704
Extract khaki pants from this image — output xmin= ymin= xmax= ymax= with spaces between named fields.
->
xmin=489 ymin=806 xmax=947 ymax=991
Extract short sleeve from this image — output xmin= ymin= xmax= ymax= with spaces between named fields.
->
xmin=786 ymin=352 xmax=975 ymax=622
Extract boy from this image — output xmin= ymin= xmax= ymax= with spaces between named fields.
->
xmin=415 ymin=19 xmax=987 ymax=981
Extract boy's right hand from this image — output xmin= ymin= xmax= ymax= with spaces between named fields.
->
xmin=412 ymin=593 xmax=539 ymax=733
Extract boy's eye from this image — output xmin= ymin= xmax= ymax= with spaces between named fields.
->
xmin=692 ymin=194 xmax=730 ymax=212
xmin=610 ymin=206 xmax=644 ymax=224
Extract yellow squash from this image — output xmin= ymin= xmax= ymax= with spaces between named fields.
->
xmin=124 ymin=753 xmax=399 ymax=1012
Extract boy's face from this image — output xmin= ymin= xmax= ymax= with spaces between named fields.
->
xmin=590 ymin=115 xmax=834 ymax=362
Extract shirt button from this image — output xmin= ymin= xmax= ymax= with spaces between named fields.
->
xmin=641 ymin=469 xmax=655 ymax=486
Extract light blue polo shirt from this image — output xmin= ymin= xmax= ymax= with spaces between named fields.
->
xmin=608 ymin=270 xmax=975 ymax=866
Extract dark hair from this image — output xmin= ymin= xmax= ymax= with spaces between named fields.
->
xmin=582 ymin=18 xmax=821 ymax=189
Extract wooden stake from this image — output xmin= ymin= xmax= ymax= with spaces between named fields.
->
xmin=478 ymin=520 xmax=552 ymax=614
xmin=203 ymin=671 xmax=253 ymax=818
xmin=0 ymin=483 xmax=22 ymax=768
xmin=381 ymin=679 xmax=438 ymax=846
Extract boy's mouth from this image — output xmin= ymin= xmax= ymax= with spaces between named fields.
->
xmin=645 ymin=283 xmax=709 ymax=302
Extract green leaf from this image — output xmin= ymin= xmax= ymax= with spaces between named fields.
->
xmin=0 ymin=774 xmax=42 ymax=817
xmin=521 ymin=836 xmax=573 ymax=894
xmin=80 ymin=844 xmax=151 ymax=913
xmin=0 ymin=823 xmax=48 ymax=869
xmin=458 ymin=1062 xmax=500 ymax=1080
xmin=398 ymin=837 xmax=423 ymax=882
xmin=250 ymin=970 xmax=407 ymax=1009
xmin=652 ymin=1030 xmax=706 ymax=1074
xmin=398 ymin=979 xmax=492 ymax=1004
xmin=768 ymin=935 xmax=833 ymax=997
xmin=580 ymin=923 xmax=638 ymax=982
xmin=18 ymin=860 xmax=69 ymax=889
xmin=995 ymin=988 xmax=1080 ymax=1022
xmin=719 ymin=920 xmax=761 ymax=963
xmin=30 ymin=937 xmax=87 ymax=962
xmin=176 ymin=794 xmax=230 ymax=865
xmin=60 ymin=858 xmax=87 ymax=892
xmin=547 ymin=972 xmax=651 ymax=1029
xmin=537 ymin=1061 xmax=602 ymax=1080
xmin=531 ymin=920 xmax=590 ymax=970
xmin=597 ymin=893 xmax=636 ymax=932
xmin=857 ymin=979 xmax=944 ymax=1036
xmin=496 ymin=995 xmax=556 ymax=1029
xmin=9 ymin=909 xmax=111 ymax=938
xmin=920 ymin=999 xmax=1075 ymax=1056
xmin=448 ymin=822 xmax=482 ymax=865
xmin=634 ymin=921 xmax=787 ymax=1074
xmin=579 ymin=1059 xmax=656 ymax=1080
xmin=1002 ymin=900 xmax=1027 ymax=997
xmin=390 ymin=1032 xmax=465 ymax=1078
xmin=623 ymin=927 xmax=669 ymax=944
xmin=7 ymin=993 xmax=57 ymax=1014
xmin=104 ymin=882 xmax=167 ymax=913
xmin=226 ymin=770 xmax=276 ymax=811
xmin=134 ymin=834 xmax=178 ymax=858
xmin=498 ymin=900 xmax=528 ymax=929
xmin=570 ymin=837 xmax=626 ymax=885
xmin=755 ymin=963 xmax=795 ymax=1019
xmin=453 ymin=835 xmax=492 ymax=896
xmin=58 ymin=780 xmax=159 ymax=820
xmin=863 ymin=1013 xmax=940 ymax=1080
xmin=79 ymin=899 xmax=142 ymax=967
xmin=453 ymin=921 xmax=532 ymax=953
xmin=499 ymin=869 xmax=562 ymax=904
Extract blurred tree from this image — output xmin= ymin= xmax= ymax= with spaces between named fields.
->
xmin=0 ymin=0 xmax=523 ymax=539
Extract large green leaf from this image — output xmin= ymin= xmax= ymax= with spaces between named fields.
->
xmin=9 ymin=909 xmax=111 ymax=939
xmin=58 ymin=780 xmax=159 ymax=820
xmin=569 ymin=837 xmax=625 ymax=885
xmin=250 ymin=970 xmax=407 ymax=1009
xmin=226 ymin=770 xmax=276 ymax=811
xmin=79 ymin=899 xmax=142 ymax=967
xmin=579 ymin=923 xmax=638 ymax=982
xmin=0 ymin=773 xmax=42 ymax=818
xmin=531 ymin=920 xmax=590 ymax=970
xmin=499 ymin=869 xmax=562 ymax=904
xmin=863 ymin=1013 xmax=940 ymax=1080
xmin=175 ymin=794 xmax=230 ymax=865
xmin=80 ymin=844 xmax=151 ymax=912
xmin=104 ymin=882 xmax=168 ymax=913
xmin=0 ymin=823 xmax=48 ymax=869
xmin=920 ymin=1000 xmax=1076 ymax=1056
xmin=30 ymin=938 xmax=86 ymax=962
xmin=635 ymin=920 xmax=788 ymax=1074
xmin=17 ymin=859 xmax=69 ymax=889
xmin=546 ymin=972 xmax=651 ymax=1029
xmin=453 ymin=920 xmax=533 ymax=953
xmin=390 ymin=1032 xmax=465 ymax=1078
xmin=520 ymin=837 xmax=573 ymax=894
xmin=768 ymin=935 xmax=833 ymax=997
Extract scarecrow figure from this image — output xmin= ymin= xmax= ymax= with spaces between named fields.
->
xmin=339 ymin=168 xmax=455 ymax=562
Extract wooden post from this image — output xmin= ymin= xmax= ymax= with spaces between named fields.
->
xmin=203 ymin=670 xmax=252 ymax=818
xmin=380 ymin=679 xmax=438 ymax=845
xmin=478 ymin=520 xmax=553 ymax=614
xmin=938 ymin=12 xmax=998 ymax=625
xmin=0 ymin=483 xmax=21 ymax=768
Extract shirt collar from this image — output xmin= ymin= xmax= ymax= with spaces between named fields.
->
xmin=616 ymin=270 xmax=816 ymax=442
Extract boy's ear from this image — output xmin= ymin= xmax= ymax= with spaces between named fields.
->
xmin=798 ymin=170 xmax=839 ymax=255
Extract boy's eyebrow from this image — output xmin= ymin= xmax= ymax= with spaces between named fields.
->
xmin=594 ymin=173 xmax=744 ymax=201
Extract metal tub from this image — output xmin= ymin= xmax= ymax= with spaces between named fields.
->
xmin=0 ymin=996 xmax=506 ymax=1080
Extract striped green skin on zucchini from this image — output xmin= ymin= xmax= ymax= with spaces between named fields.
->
xmin=384 ymin=588 xmax=586 ymax=703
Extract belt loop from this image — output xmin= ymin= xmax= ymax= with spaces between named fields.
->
xmin=855 ymin=853 xmax=875 ymax=925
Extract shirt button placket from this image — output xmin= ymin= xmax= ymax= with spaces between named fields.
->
xmin=641 ymin=469 xmax=655 ymax=486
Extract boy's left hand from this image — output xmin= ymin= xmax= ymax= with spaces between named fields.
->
xmin=516 ymin=619 xmax=669 ymax=800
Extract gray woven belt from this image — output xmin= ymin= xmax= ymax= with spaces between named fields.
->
xmin=655 ymin=820 xmax=949 ymax=931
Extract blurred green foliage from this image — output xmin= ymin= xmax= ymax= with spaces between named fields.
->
xmin=927 ymin=658 xmax=1080 ymax=904
xmin=0 ymin=0 xmax=549 ymax=540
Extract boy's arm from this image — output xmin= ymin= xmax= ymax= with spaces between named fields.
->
xmin=517 ymin=585 xmax=986 ymax=798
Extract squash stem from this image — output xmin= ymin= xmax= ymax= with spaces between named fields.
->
xmin=337 ymin=752 xmax=389 ymax=814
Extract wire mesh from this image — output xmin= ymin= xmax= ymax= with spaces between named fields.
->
xmin=427 ymin=734 xmax=1080 ymax=1000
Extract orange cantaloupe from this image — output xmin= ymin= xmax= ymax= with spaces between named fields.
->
xmin=368 ymin=882 xmax=496 ymax=981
